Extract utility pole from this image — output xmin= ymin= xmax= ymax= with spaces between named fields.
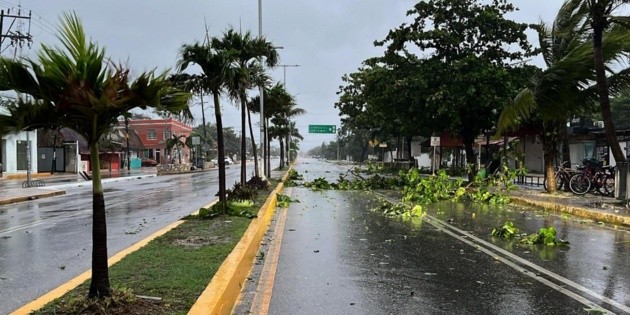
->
xmin=0 ymin=7 xmax=33 ymax=55
xmin=1 ymin=6 xmax=32 ymax=184
xmin=279 ymin=64 xmax=300 ymax=164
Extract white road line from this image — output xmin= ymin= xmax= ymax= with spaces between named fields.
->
xmin=373 ymin=192 xmax=627 ymax=314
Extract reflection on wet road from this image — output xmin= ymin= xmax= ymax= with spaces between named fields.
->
xmin=264 ymin=159 xmax=629 ymax=314
xmin=0 ymin=166 xmax=241 ymax=314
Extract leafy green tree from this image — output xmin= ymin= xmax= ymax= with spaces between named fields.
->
xmin=609 ymin=88 xmax=630 ymax=128
xmin=0 ymin=13 xmax=190 ymax=297
xmin=213 ymin=28 xmax=278 ymax=183
xmin=376 ymin=0 xmax=532 ymax=179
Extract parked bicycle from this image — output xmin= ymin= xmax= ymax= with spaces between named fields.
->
xmin=568 ymin=158 xmax=615 ymax=196
xmin=543 ymin=161 xmax=576 ymax=192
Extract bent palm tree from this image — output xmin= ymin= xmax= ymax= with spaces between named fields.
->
xmin=497 ymin=1 xmax=630 ymax=193
xmin=0 ymin=13 xmax=190 ymax=297
xmin=572 ymin=0 xmax=630 ymax=163
xmin=166 ymin=134 xmax=187 ymax=164
xmin=213 ymin=28 xmax=278 ymax=184
xmin=177 ymin=41 xmax=232 ymax=213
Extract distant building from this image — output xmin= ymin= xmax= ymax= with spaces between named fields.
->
xmin=127 ymin=118 xmax=193 ymax=164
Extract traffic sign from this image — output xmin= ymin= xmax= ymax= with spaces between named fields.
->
xmin=430 ymin=136 xmax=440 ymax=147
xmin=309 ymin=125 xmax=336 ymax=134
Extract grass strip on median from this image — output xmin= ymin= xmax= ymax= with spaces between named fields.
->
xmin=31 ymin=216 xmax=252 ymax=315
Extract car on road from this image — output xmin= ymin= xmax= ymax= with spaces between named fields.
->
xmin=141 ymin=158 xmax=158 ymax=167
xmin=211 ymin=158 xmax=233 ymax=165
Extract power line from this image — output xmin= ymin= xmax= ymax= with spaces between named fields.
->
xmin=0 ymin=3 xmax=33 ymax=57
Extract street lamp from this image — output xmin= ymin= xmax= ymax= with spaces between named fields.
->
xmin=279 ymin=64 xmax=300 ymax=164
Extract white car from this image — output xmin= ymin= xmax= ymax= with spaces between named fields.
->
xmin=211 ymin=158 xmax=233 ymax=165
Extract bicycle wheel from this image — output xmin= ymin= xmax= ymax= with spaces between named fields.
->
xmin=603 ymin=176 xmax=615 ymax=197
xmin=569 ymin=173 xmax=591 ymax=195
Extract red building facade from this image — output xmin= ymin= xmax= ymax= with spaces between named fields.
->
xmin=127 ymin=118 xmax=193 ymax=164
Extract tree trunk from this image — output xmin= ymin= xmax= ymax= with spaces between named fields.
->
xmin=240 ymin=97 xmax=246 ymax=185
xmin=247 ymin=107 xmax=259 ymax=177
xmin=279 ymin=138 xmax=285 ymax=169
xmin=541 ymin=121 xmax=561 ymax=193
xmin=592 ymin=8 xmax=626 ymax=163
xmin=463 ymin=132 xmax=477 ymax=182
xmin=88 ymin=141 xmax=110 ymax=298
xmin=285 ymin=132 xmax=290 ymax=165
xmin=214 ymin=93 xmax=227 ymax=213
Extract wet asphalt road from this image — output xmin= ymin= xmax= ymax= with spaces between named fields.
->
xmin=0 ymin=165 xmax=243 ymax=314
xmin=262 ymin=159 xmax=630 ymax=315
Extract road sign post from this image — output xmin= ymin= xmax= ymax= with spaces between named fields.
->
xmin=430 ymin=136 xmax=440 ymax=175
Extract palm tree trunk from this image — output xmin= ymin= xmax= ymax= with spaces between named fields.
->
xmin=214 ymin=93 xmax=227 ymax=213
xmin=88 ymin=141 xmax=110 ymax=298
xmin=285 ymin=133 xmax=290 ymax=165
xmin=247 ymin=107 xmax=259 ymax=177
xmin=279 ymin=138 xmax=285 ymax=169
xmin=592 ymin=20 xmax=626 ymax=163
xmin=240 ymin=98 xmax=246 ymax=185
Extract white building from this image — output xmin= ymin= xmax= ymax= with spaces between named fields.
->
xmin=1 ymin=130 xmax=38 ymax=177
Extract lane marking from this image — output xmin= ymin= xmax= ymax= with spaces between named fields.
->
xmin=249 ymin=188 xmax=292 ymax=315
xmin=373 ymin=192 xmax=626 ymax=314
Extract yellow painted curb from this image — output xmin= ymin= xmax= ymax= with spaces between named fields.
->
xmin=10 ymin=198 xmax=219 ymax=315
xmin=188 ymin=168 xmax=291 ymax=315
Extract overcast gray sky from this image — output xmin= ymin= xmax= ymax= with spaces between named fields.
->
xmin=1 ymin=1 xmax=562 ymax=150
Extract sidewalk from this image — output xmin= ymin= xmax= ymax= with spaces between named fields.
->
xmin=509 ymin=185 xmax=630 ymax=227
xmin=0 ymin=168 xmax=158 ymax=206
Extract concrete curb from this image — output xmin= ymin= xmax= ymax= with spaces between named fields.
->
xmin=510 ymin=196 xmax=630 ymax=227
xmin=0 ymin=190 xmax=65 ymax=206
xmin=188 ymin=169 xmax=291 ymax=315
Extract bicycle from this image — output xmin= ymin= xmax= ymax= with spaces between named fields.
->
xmin=543 ymin=161 xmax=575 ymax=192
xmin=568 ymin=159 xmax=615 ymax=196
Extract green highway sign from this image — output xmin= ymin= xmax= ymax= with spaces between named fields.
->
xmin=308 ymin=124 xmax=336 ymax=134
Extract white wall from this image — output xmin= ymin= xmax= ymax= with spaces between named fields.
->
xmin=1 ymin=130 xmax=38 ymax=175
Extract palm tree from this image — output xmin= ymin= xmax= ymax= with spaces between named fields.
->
xmin=248 ymin=83 xmax=291 ymax=176
xmin=497 ymin=2 xmax=630 ymax=193
xmin=213 ymin=28 xmax=278 ymax=184
xmin=177 ymin=41 xmax=232 ymax=213
xmin=0 ymin=13 xmax=190 ymax=297
xmin=287 ymin=121 xmax=303 ymax=162
xmin=166 ymin=134 xmax=186 ymax=164
xmin=572 ymin=0 xmax=630 ymax=163
xmin=278 ymin=104 xmax=305 ymax=168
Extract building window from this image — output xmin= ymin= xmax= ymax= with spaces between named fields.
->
xmin=147 ymin=129 xmax=157 ymax=140
xmin=163 ymin=130 xmax=171 ymax=140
